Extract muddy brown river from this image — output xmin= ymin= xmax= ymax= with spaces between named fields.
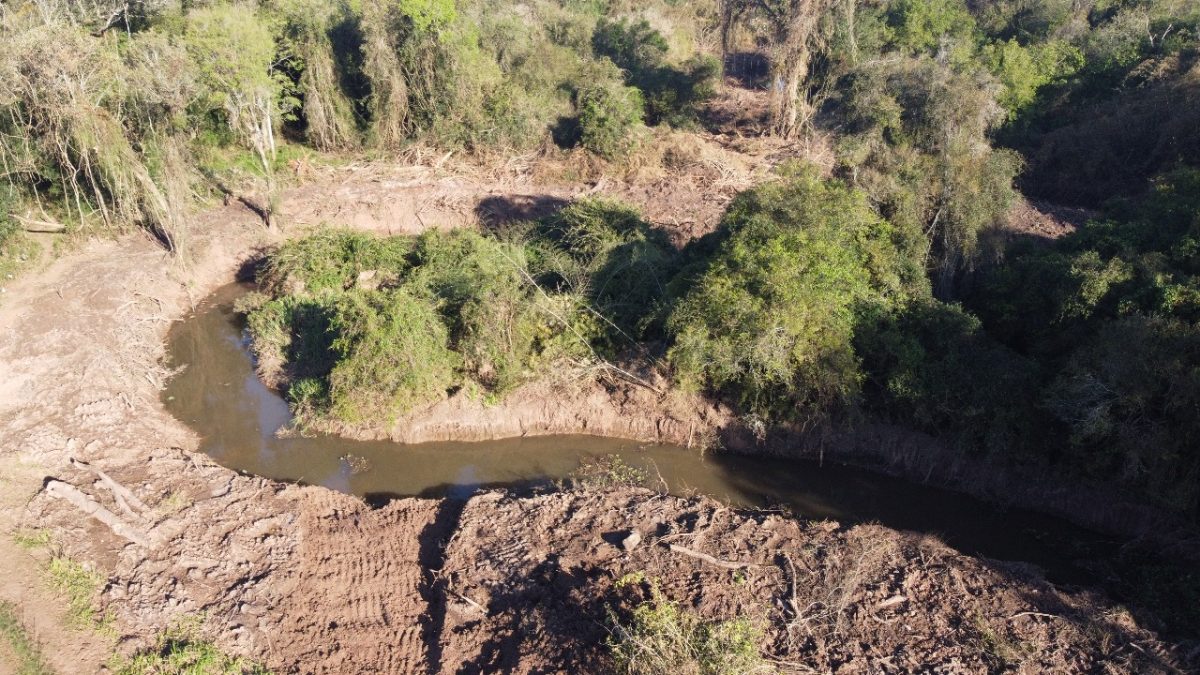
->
xmin=164 ymin=283 xmax=1116 ymax=584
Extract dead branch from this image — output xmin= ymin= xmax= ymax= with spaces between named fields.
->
xmin=44 ymin=479 xmax=157 ymax=548
xmin=667 ymin=543 xmax=754 ymax=570
xmin=1009 ymin=611 xmax=1061 ymax=621
xmin=90 ymin=4 xmax=127 ymax=37
xmin=448 ymin=587 xmax=486 ymax=614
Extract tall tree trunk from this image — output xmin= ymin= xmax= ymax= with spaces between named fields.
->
xmin=768 ymin=0 xmax=827 ymax=139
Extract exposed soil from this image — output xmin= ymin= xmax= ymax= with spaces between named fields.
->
xmin=324 ymin=371 xmax=730 ymax=449
xmin=0 ymin=149 xmax=1195 ymax=673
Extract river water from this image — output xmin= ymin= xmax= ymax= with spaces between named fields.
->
xmin=163 ymin=283 xmax=1116 ymax=584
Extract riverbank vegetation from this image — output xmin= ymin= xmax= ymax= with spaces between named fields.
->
xmin=223 ymin=0 xmax=1200 ymax=529
xmin=0 ymin=0 xmax=720 ymax=264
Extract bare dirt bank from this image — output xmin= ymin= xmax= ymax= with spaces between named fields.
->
xmin=0 ymin=162 xmax=1194 ymax=673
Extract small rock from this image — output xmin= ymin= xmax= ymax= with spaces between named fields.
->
xmin=355 ymin=269 xmax=380 ymax=290
xmin=621 ymin=530 xmax=642 ymax=552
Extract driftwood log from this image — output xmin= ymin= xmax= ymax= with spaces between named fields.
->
xmin=13 ymin=214 xmax=67 ymax=233
xmin=69 ymin=457 xmax=152 ymax=524
xmin=44 ymin=479 xmax=158 ymax=549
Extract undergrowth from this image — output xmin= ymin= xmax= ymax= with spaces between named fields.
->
xmin=111 ymin=618 xmax=267 ymax=675
xmin=607 ymin=577 xmax=770 ymax=675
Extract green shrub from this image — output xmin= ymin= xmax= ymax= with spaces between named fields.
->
xmin=245 ymin=295 xmax=339 ymax=383
xmin=636 ymin=55 xmax=720 ymax=127
xmin=667 ymin=165 xmax=920 ymax=421
xmin=406 ymin=229 xmax=588 ymax=393
xmin=607 ymin=582 xmax=768 ymax=675
xmin=326 ymin=288 xmax=458 ymax=421
xmin=183 ymin=4 xmax=293 ymax=171
xmin=258 ymin=229 xmax=413 ymax=296
xmin=964 ymin=168 xmax=1200 ymax=515
xmin=854 ymin=300 xmax=1040 ymax=454
xmin=534 ymin=198 xmax=679 ymax=342
xmin=984 ymin=38 xmax=1082 ymax=119
xmin=591 ymin=18 xmax=718 ymax=127
xmin=244 ymin=227 xmax=605 ymax=425
xmin=836 ymin=59 xmax=1020 ymax=288
xmin=592 ymin=18 xmax=669 ymax=73
xmin=577 ymin=79 xmax=645 ymax=158
xmin=883 ymin=0 xmax=978 ymax=55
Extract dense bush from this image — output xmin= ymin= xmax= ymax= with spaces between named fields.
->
xmin=592 ymin=18 xmax=719 ymax=126
xmin=666 ymin=165 xmax=924 ymax=421
xmin=854 ymin=300 xmax=1040 ymax=454
xmin=245 ymin=199 xmax=680 ymax=424
xmin=325 ymin=288 xmax=459 ymax=422
xmin=576 ymin=80 xmax=646 ymax=158
xmin=833 ymin=58 xmax=1021 ymax=292
xmin=533 ymin=198 xmax=679 ymax=344
xmin=965 ymin=169 xmax=1200 ymax=513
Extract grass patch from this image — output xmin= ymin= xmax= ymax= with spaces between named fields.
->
xmin=46 ymin=557 xmax=108 ymax=631
xmin=0 ymin=600 xmax=54 ymax=675
xmin=11 ymin=529 xmax=51 ymax=551
xmin=607 ymin=579 xmax=770 ymax=675
xmin=111 ymin=619 xmax=267 ymax=675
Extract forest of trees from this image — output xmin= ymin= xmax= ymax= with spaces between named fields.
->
xmin=2 ymin=0 xmax=1198 ymax=525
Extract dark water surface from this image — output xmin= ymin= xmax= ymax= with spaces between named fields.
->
xmin=163 ymin=283 xmax=1116 ymax=584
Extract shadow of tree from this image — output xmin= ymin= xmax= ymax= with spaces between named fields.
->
xmin=474 ymin=194 xmax=570 ymax=232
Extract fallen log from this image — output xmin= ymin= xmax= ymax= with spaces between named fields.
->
xmin=70 ymin=457 xmax=151 ymax=523
xmin=13 ymin=214 xmax=67 ymax=233
xmin=44 ymin=479 xmax=157 ymax=549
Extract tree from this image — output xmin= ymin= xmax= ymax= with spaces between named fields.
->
xmin=720 ymin=0 xmax=836 ymax=138
xmin=184 ymin=4 xmax=288 ymax=222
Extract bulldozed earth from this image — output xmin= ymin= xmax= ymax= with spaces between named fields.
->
xmin=0 ymin=157 xmax=1195 ymax=673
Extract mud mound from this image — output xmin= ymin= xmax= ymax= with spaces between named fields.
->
xmin=437 ymin=489 xmax=1184 ymax=673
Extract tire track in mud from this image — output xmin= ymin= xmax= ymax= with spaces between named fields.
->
xmin=272 ymin=492 xmax=444 ymax=674
xmin=416 ymin=498 xmax=468 ymax=675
